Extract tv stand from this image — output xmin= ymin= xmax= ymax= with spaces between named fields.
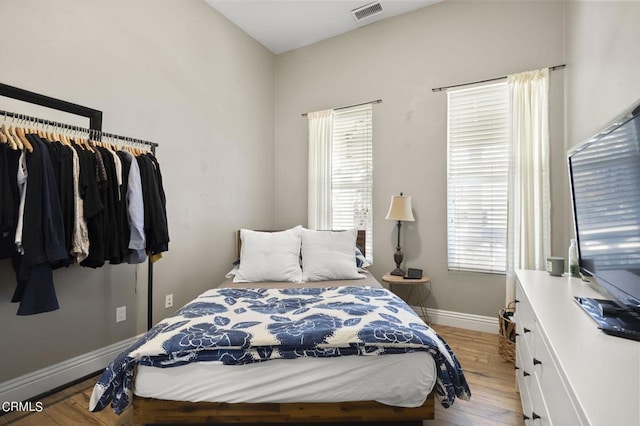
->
xmin=514 ymin=270 xmax=639 ymax=425
xmin=574 ymin=297 xmax=640 ymax=341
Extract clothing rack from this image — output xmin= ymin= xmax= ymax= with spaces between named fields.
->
xmin=0 ymin=109 xmax=158 ymax=150
xmin=0 ymin=82 xmax=103 ymax=130
xmin=0 ymin=83 xmax=158 ymax=330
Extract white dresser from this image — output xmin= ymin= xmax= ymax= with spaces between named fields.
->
xmin=514 ymin=270 xmax=640 ymax=425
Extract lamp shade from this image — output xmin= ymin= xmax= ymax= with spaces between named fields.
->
xmin=385 ymin=194 xmax=415 ymax=222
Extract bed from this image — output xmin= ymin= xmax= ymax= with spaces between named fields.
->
xmin=89 ymin=227 xmax=470 ymax=424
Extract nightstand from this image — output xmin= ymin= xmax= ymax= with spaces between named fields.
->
xmin=382 ymin=273 xmax=432 ymax=325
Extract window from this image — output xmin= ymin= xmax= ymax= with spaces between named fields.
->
xmin=447 ymin=83 xmax=509 ymax=273
xmin=307 ymin=104 xmax=373 ymax=261
xmin=332 ymin=105 xmax=373 ymax=261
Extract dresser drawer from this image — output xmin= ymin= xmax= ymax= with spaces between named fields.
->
xmin=514 ymin=311 xmax=536 ymax=355
xmin=533 ymin=326 xmax=582 ymax=426
xmin=516 ymin=323 xmax=534 ymax=374
xmin=517 ymin=346 xmax=549 ymax=425
xmin=527 ymin=375 xmax=550 ymax=425
xmin=515 ymin=283 xmax=536 ymax=334
xmin=516 ymin=351 xmax=532 ymax=422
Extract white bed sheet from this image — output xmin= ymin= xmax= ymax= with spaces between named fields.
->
xmin=134 ymin=351 xmax=436 ymax=407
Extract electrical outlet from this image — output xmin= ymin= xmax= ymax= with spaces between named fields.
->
xmin=165 ymin=294 xmax=173 ymax=309
xmin=116 ymin=306 xmax=126 ymax=323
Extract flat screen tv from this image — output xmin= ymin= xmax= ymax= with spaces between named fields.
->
xmin=568 ymin=99 xmax=640 ymax=341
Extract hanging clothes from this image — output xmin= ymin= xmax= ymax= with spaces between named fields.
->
xmin=77 ymin=142 xmax=105 ymax=268
xmin=0 ymin=144 xmax=20 ymax=258
xmin=0 ymin=121 xmax=166 ymax=315
xmin=10 ymin=133 xmax=67 ymax=315
xmin=119 ymin=150 xmax=146 ymax=264
xmin=137 ymin=153 xmax=169 ymax=256
xmin=44 ymin=137 xmax=75 ymax=264
xmin=69 ymin=143 xmax=89 ymax=263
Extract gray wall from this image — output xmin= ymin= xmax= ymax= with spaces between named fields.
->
xmin=565 ymin=1 xmax=640 ymax=147
xmin=0 ymin=0 xmax=275 ymax=382
xmin=273 ymin=1 xmax=566 ymax=317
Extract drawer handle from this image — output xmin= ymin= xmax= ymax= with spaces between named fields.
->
xmin=523 ymin=414 xmax=530 ymax=420
xmin=533 ymin=358 xmax=542 ymax=366
xmin=515 ymin=365 xmax=520 ymax=370
xmin=515 ymin=332 xmax=520 ymax=337
xmin=523 ymin=370 xmax=530 ymax=377
xmin=532 ymin=412 xmax=541 ymax=420
xmin=523 ymin=327 xmax=531 ymax=333
xmin=515 ymin=299 xmax=520 ymax=304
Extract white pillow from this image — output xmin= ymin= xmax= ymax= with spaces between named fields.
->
xmin=234 ymin=226 xmax=303 ymax=283
xmin=301 ymin=228 xmax=365 ymax=281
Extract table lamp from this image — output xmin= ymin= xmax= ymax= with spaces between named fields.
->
xmin=385 ymin=192 xmax=415 ymax=276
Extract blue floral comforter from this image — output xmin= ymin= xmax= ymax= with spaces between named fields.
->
xmin=89 ymin=286 xmax=471 ymax=414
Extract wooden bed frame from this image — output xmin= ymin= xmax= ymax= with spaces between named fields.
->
xmin=132 ymin=229 xmax=436 ymax=425
xmin=133 ymin=394 xmax=435 ymax=425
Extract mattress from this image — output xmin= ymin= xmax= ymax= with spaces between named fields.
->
xmin=134 ymin=351 xmax=436 ymax=407
xmin=134 ymin=273 xmax=436 ymax=408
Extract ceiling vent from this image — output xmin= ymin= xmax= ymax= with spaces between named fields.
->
xmin=351 ymin=1 xmax=384 ymax=22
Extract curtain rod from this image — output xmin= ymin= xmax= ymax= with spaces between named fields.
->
xmin=432 ymin=64 xmax=566 ymax=93
xmin=301 ymin=99 xmax=382 ymax=117
xmin=0 ymin=108 xmax=158 ymax=148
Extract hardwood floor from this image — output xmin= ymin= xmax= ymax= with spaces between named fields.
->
xmin=431 ymin=325 xmax=524 ymax=426
xmin=1 ymin=325 xmax=523 ymax=426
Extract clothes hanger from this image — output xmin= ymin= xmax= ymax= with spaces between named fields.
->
xmin=8 ymin=116 xmax=24 ymax=151
xmin=9 ymin=129 xmax=22 ymax=150
xmin=36 ymin=118 xmax=45 ymax=139
xmin=55 ymin=122 xmax=64 ymax=145
xmin=83 ymin=130 xmax=92 ymax=151
xmin=73 ymin=128 xmax=84 ymax=149
xmin=1 ymin=112 xmax=18 ymax=150
xmin=15 ymin=116 xmax=33 ymax=152
xmin=45 ymin=121 xmax=53 ymax=141
xmin=130 ymin=139 xmax=140 ymax=156
xmin=28 ymin=116 xmax=38 ymax=136
xmin=14 ymin=123 xmax=32 ymax=153
xmin=89 ymin=130 xmax=99 ymax=150
xmin=137 ymin=140 xmax=143 ymax=156
xmin=84 ymin=131 xmax=95 ymax=152
xmin=31 ymin=117 xmax=42 ymax=138
xmin=0 ymin=111 xmax=11 ymax=147
xmin=53 ymin=122 xmax=63 ymax=144
xmin=59 ymin=123 xmax=70 ymax=146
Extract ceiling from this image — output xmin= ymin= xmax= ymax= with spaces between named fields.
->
xmin=204 ymin=0 xmax=441 ymax=55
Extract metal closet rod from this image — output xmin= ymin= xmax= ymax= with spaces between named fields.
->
xmin=0 ymin=108 xmax=159 ymax=148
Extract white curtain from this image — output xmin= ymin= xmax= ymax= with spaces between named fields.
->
xmin=505 ymin=68 xmax=551 ymax=305
xmin=308 ymin=109 xmax=334 ymax=230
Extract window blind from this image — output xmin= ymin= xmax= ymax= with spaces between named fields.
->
xmin=447 ymin=83 xmax=509 ymax=273
xmin=332 ymin=104 xmax=374 ymax=261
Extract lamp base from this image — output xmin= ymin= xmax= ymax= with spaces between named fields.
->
xmin=390 ymin=267 xmax=405 ymax=277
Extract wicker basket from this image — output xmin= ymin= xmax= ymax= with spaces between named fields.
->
xmin=498 ymin=302 xmax=516 ymax=363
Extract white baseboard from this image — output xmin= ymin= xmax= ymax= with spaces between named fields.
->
xmin=0 ymin=335 xmax=142 ymax=404
xmin=411 ymin=305 xmax=499 ymax=334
